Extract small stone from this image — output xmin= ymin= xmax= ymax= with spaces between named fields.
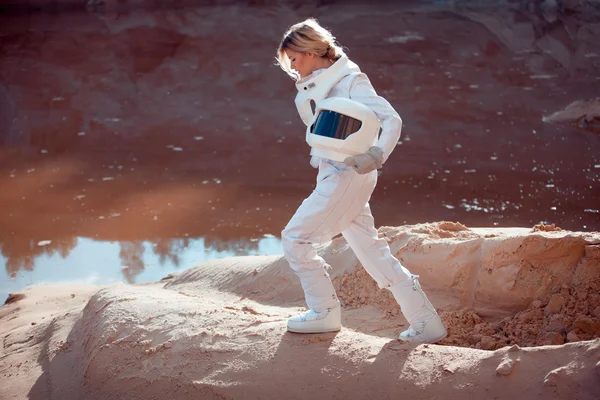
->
xmin=566 ymin=331 xmax=580 ymax=342
xmin=577 ymin=291 xmax=588 ymax=301
xmin=537 ymin=331 xmax=564 ymax=346
xmin=585 ymin=341 xmax=600 ymax=357
xmin=496 ymin=357 xmax=519 ymax=376
xmin=480 ymin=336 xmax=496 ymax=350
xmin=545 ymin=294 xmax=564 ymax=315
xmin=592 ymin=306 xmax=600 ymax=319
xmin=4 ymin=293 xmax=25 ymax=305
xmin=163 ymin=342 xmax=172 ymax=349
xmin=574 ymin=316 xmax=598 ymax=334
xmin=543 ymin=372 xmax=557 ymax=387
xmin=532 ymin=300 xmax=543 ymax=308
xmin=547 ymin=315 xmax=566 ymax=332
xmin=507 ymin=344 xmax=521 ymax=352
xmin=543 ymin=366 xmax=569 ymax=387
xmin=584 ymin=244 xmax=600 ymax=258
xmin=474 ymin=323 xmax=495 ymax=336
xmin=31 ymin=322 xmax=36 ymax=326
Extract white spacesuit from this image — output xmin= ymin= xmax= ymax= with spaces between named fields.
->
xmin=282 ymin=56 xmax=447 ymax=343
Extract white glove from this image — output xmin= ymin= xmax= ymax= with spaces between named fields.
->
xmin=343 ymin=146 xmax=384 ymax=174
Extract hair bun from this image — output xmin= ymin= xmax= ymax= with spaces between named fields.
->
xmin=325 ymin=44 xmax=335 ymax=58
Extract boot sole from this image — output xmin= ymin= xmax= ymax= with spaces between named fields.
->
xmin=287 ymin=325 xmax=342 ymax=334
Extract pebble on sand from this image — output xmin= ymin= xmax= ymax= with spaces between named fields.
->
xmin=496 ymin=357 xmax=519 ymax=376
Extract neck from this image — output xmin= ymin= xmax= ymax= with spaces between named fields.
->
xmin=309 ymin=57 xmax=334 ymax=75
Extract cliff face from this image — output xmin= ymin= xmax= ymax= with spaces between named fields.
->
xmin=2 ymin=1 xmax=598 ymax=153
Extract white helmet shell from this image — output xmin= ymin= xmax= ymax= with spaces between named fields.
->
xmin=306 ymin=97 xmax=381 ymax=162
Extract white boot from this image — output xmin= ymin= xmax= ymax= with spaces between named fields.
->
xmin=287 ymin=304 xmax=342 ymax=333
xmin=287 ymin=266 xmax=342 ymax=334
xmin=388 ymin=275 xmax=447 ymax=344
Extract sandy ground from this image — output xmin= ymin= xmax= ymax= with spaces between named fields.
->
xmin=1 ymin=222 xmax=599 ymax=399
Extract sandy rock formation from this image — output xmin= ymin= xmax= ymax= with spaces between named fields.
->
xmin=1 ymin=222 xmax=599 ymax=399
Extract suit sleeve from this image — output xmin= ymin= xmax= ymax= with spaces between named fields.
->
xmin=348 ymin=73 xmax=402 ymax=163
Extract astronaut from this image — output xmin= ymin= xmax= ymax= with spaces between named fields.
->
xmin=276 ymin=18 xmax=447 ymax=344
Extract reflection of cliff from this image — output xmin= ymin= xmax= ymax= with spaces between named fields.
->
xmin=1 ymin=237 xmax=78 ymax=277
xmin=0 ymin=234 xmax=271 ymax=279
xmin=118 ymin=241 xmax=144 ymax=284
xmin=203 ymin=236 xmax=261 ymax=256
xmin=151 ymin=237 xmax=190 ymax=266
xmin=117 ymin=236 xmax=269 ymax=282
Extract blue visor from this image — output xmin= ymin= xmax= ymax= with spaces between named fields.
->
xmin=310 ymin=110 xmax=362 ymax=140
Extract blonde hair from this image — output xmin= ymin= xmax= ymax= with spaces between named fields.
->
xmin=276 ymin=18 xmax=345 ymax=80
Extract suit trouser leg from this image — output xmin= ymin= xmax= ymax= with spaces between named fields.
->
xmin=341 ymin=203 xmax=412 ymax=289
xmin=281 ymin=160 xmax=376 ymax=312
xmin=342 ymin=203 xmax=446 ymax=343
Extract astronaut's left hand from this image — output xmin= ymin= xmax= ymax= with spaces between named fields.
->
xmin=343 ymin=146 xmax=384 ymax=174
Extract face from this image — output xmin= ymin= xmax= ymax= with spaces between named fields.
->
xmin=285 ymin=49 xmax=317 ymax=79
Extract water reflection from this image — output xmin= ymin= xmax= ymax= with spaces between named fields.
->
xmin=0 ymin=235 xmax=283 ymax=301
xmin=119 ymin=241 xmax=145 ymax=283
xmin=1 ymin=237 xmax=78 ymax=278
xmin=152 ymin=238 xmax=188 ymax=266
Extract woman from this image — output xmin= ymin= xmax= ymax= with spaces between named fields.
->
xmin=277 ymin=18 xmax=447 ymax=344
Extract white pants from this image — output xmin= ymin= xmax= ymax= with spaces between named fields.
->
xmin=282 ymin=159 xmax=412 ymax=312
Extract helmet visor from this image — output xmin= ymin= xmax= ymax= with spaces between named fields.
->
xmin=310 ymin=110 xmax=362 ymax=140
